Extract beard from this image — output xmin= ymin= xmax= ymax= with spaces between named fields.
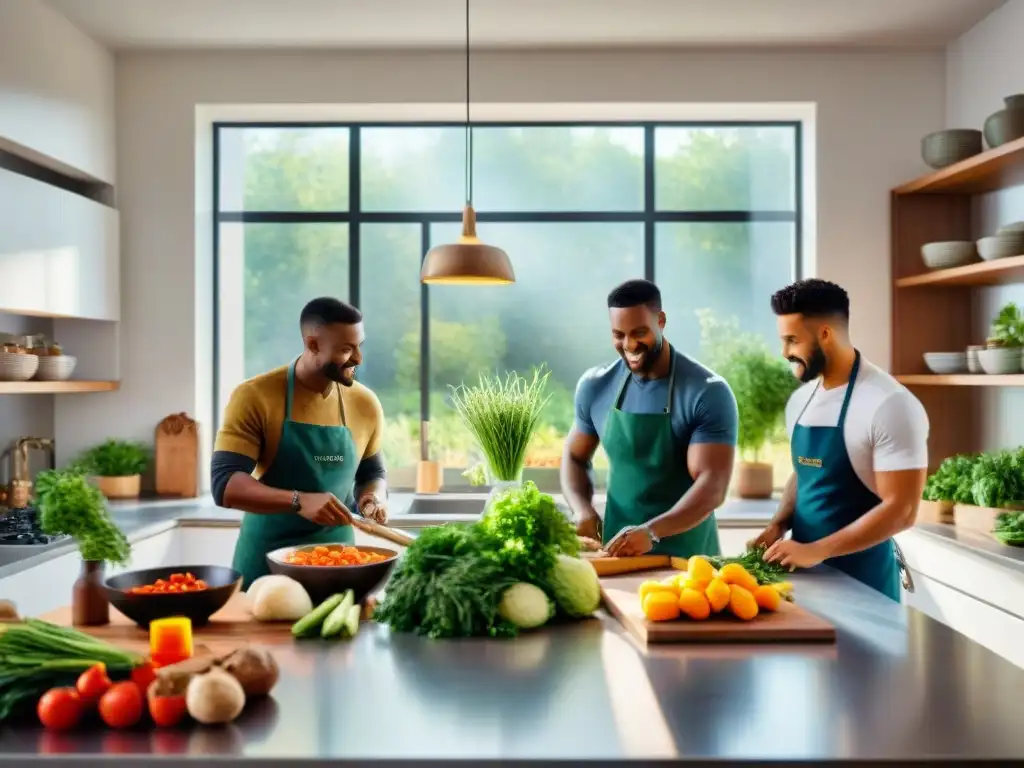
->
xmin=621 ymin=335 xmax=663 ymax=377
xmin=788 ymin=343 xmax=827 ymax=383
xmin=322 ymin=361 xmax=357 ymax=387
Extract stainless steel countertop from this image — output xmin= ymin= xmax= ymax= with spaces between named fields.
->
xmin=0 ymin=567 xmax=1023 ymax=763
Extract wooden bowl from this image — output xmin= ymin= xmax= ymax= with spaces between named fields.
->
xmin=266 ymin=544 xmax=399 ymax=605
xmin=103 ymin=565 xmax=242 ymax=628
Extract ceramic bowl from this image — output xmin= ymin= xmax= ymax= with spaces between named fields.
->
xmin=103 ymin=565 xmax=242 ymax=628
xmin=924 ymin=352 xmax=969 ymax=375
xmin=920 ymin=241 xmax=976 ymax=269
xmin=978 ymin=346 xmax=1023 ymax=375
xmin=921 ymin=129 xmax=983 ymax=169
xmin=267 ymin=544 xmax=399 ymax=605
xmin=977 ymin=232 xmax=1024 ymax=261
xmin=34 ymin=355 xmax=77 ymax=381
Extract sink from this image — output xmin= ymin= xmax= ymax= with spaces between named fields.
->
xmin=401 ymin=496 xmax=486 ymax=516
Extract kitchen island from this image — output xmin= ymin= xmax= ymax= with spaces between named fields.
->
xmin=1 ymin=567 xmax=1023 ymax=765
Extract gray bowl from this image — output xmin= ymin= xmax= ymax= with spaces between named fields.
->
xmin=977 ymin=232 xmax=1024 ymax=261
xmin=266 ymin=544 xmax=399 ymax=605
xmin=921 ymin=129 xmax=983 ymax=169
xmin=921 ymin=241 xmax=976 ymax=269
xmin=924 ymin=352 xmax=969 ymax=375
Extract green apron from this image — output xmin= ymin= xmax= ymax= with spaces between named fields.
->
xmin=601 ymin=352 xmax=721 ymax=558
xmin=790 ymin=350 xmax=901 ymax=601
xmin=231 ymin=360 xmax=358 ymax=589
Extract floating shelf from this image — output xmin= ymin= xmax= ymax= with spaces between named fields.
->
xmin=894 ymin=135 xmax=1024 ymax=195
xmin=896 ymin=254 xmax=1024 ymax=288
xmin=896 ymin=375 xmax=1024 ymax=387
xmin=0 ymin=380 xmax=119 ymax=394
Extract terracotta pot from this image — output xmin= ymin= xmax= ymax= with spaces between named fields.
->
xmin=93 ymin=474 xmax=142 ymax=499
xmin=735 ymin=462 xmax=774 ymax=499
xmin=72 ymin=560 xmax=110 ymax=627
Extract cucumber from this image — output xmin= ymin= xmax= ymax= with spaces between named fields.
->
xmin=342 ymin=603 xmax=361 ymax=638
xmin=291 ymin=593 xmax=345 ymax=638
xmin=320 ymin=590 xmax=355 ymax=638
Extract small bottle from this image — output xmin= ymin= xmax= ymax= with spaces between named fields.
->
xmin=72 ymin=560 xmax=110 ymax=627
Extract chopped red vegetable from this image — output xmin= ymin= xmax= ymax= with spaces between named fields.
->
xmin=126 ymin=572 xmax=209 ymax=594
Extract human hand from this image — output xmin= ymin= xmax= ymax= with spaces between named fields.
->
xmin=297 ymin=492 xmax=352 ymax=527
xmin=576 ymin=509 xmax=602 ymax=541
xmin=606 ymin=525 xmax=655 ymax=557
xmin=748 ymin=522 xmax=786 ymax=551
xmin=763 ymin=538 xmax=828 ymax=570
xmin=359 ymin=494 xmax=388 ymax=524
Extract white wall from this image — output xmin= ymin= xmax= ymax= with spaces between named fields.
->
xmin=92 ymin=48 xmax=943 ymax=492
xmin=0 ymin=0 xmax=116 ymax=463
xmin=945 ymin=0 xmax=1024 ymax=451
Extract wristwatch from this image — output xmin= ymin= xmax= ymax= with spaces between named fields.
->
xmin=289 ymin=490 xmax=301 ymax=514
xmin=643 ymin=523 xmax=661 ymax=544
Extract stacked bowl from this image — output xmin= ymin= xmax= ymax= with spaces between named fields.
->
xmin=924 ymin=352 xmax=968 ymax=375
xmin=977 ymin=228 xmax=1024 ymax=261
xmin=921 ymin=241 xmax=976 ymax=270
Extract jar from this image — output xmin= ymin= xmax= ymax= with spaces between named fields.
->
xmin=72 ymin=560 xmax=110 ymax=627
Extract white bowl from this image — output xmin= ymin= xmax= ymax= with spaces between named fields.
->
xmin=923 ymin=352 xmax=969 ymax=374
xmin=0 ymin=352 xmax=39 ymax=382
xmin=978 ymin=347 xmax=1022 ymax=375
xmin=34 ymin=355 xmax=77 ymax=381
xmin=977 ymin=232 xmax=1024 ymax=261
xmin=921 ymin=241 xmax=976 ymax=269
xmin=996 ymin=221 xmax=1024 ymax=236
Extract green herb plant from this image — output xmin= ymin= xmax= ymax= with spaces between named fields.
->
xmin=970 ymin=449 xmax=1024 ymax=509
xmin=922 ymin=454 xmax=979 ymax=504
xmin=987 ymin=302 xmax=1024 ymax=347
xmin=448 ymin=368 xmax=552 ymax=483
xmin=709 ymin=546 xmax=789 ymax=585
xmin=994 ymin=512 xmax=1024 ymax=547
xmin=75 ymin=439 xmax=151 ymax=477
xmin=35 ymin=469 xmax=131 ymax=565
xmin=697 ymin=309 xmax=797 ymax=462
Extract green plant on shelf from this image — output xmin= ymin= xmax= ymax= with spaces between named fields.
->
xmin=73 ymin=439 xmax=151 ymax=478
xmin=986 ymin=302 xmax=1024 ymax=348
xmin=922 ymin=448 xmax=1024 ymax=510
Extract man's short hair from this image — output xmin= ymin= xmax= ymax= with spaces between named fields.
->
xmin=770 ymin=279 xmax=849 ymax=321
xmin=300 ymin=297 xmax=363 ymax=331
xmin=607 ymin=279 xmax=662 ymax=312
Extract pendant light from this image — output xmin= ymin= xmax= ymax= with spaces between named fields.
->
xmin=420 ymin=0 xmax=515 ymax=285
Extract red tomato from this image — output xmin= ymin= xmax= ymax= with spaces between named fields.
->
xmin=98 ymin=682 xmax=144 ymax=729
xmin=76 ymin=662 xmax=112 ymax=704
xmin=37 ymin=688 xmax=83 ymax=731
xmin=148 ymin=694 xmax=188 ymax=728
xmin=131 ymin=660 xmax=157 ymax=693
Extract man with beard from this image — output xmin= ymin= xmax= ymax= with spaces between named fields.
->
xmin=562 ymin=279 xmax=738 ymax=559
xmin=211 ymin=297 xmax=388 ymax=588
xmin=751 ymin=279 xmax=928 ymax=601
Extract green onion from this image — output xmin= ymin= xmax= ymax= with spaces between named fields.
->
xmin=448 ymin=368 xmax=552 ymax=483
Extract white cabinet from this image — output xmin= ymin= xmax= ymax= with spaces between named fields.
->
xmin=176 ymin=527 xmax=240 ymax=568
xmin=0 ymin=168 xmax=119 ymax=320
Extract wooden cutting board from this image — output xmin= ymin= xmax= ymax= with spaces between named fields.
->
xmin=601 ymin=569 xmax=836 ymax=645
xmin=154 ymin=412 xmax=199 ymax=498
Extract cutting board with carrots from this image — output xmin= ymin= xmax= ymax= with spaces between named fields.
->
xmin=600 ymin=569 xmax=836 ymax=645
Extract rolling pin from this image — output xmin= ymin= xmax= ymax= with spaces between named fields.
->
xmin=350 ymin=516 xmax=416 ymax=548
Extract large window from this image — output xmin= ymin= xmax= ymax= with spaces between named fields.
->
xmin=215 ymin=122 xmax=801 ymax=491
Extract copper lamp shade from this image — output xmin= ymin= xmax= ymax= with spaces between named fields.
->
xmin=420 ymin=205 xmax=515 ymax=285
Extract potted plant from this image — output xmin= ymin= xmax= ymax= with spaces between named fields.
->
xmin=448 ymin=367 xmax=552 ymax=508
xmin=35 ymin=469 xmax=131 ymax=626
xmin=696 ymin=309 xmax=798 ymax=499
xmin=979 ymin=302 xmax=1024 ymax=374
xmin=75 ymin=439 xmax=151 ymax=499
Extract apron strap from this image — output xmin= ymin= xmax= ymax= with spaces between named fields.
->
xmin=287 ymin=358 xmax=348 ymax=427
xmin=613 ymin=343 xmax=676 ymax=411
xmin=792 ymin=349 xmax=862 ymax=426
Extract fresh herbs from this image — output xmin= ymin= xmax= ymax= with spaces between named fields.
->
xmin=374 ymin=482 xmax=585 ymax=639
xmin=35 ymin=470 xmax=131 ymax=565
xmin=709 ymin=546 xmax=789 ymax=585
xmin=922 ymin=450 xmax=1024 ymax=510
xmin=994 ymin=512 xmax=1024 ymax=547
xmin=448 ymin=369 xmax=552 ymax=482
xmin=74 ymin=439 xmax=151 ymax=477
xmin=987 ymin=302 xmax=1024 ymax=347
xmin=0 ymin=619 xmax=141 ymax=720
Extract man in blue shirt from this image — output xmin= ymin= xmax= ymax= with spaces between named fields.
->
xmin=561 ymin=279 xmax=739 ymax=558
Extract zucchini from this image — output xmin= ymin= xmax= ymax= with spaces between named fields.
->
xmin=342 ymin=603 xmax=361 ymax=638
xmin=320 ymin=590 xmax=355 ymax=639
xmin=291 ymin=593 xmax=345 ymax=638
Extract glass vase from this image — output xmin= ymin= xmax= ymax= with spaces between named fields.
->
xmin=484 ymin=463 xmax=524 ymax=513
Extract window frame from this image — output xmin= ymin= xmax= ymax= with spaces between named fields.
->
xmin=212 ymin=120 xmax=803 ymax=487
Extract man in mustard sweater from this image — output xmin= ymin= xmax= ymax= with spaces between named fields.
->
xmin=211 ymin=297 xmax=388 ymax=588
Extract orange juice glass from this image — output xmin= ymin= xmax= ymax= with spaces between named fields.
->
xmin=149 ymin=617 xmax=194 ymax=668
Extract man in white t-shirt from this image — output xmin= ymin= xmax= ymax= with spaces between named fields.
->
xmin=750 ymin=279 xmax=929 ymax=601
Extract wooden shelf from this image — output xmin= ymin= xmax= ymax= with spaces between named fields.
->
xmin=896 ymin=254 xmax=1024 ymax=288
xmin=896 ymin=375 xmax=1024 ymax=387
xmin=0 ymin=380 xmax=119 ymax=394
xmin=893 ymin=135 xmax=1024 ymax=196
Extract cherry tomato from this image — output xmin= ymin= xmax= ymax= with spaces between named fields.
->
xmin=148 ymin=694 xmax=188 ymax=728
xmin=76 ymin=662 xmax=112 ymax=704
xmin=131 ymin=660 xmax=157 ymax=693
xmin=37 ymin=688 xmax=83 ymax=731
xmin=98 ymin=682 xmax=144 ymax=729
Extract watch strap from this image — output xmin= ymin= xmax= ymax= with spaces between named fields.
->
xmin=644 ymin=524 xmax=661 ymax=544
xmin=290 ymin=490 xmax=301 ymax=514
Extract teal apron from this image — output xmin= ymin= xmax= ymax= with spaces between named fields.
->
xmin=601 ymin=352 xmax=721 ymax=558
xmin=790 ymin=350 xmax=901 ymax=601
xmin=231 ymin=360 xmax=358 ymax=589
